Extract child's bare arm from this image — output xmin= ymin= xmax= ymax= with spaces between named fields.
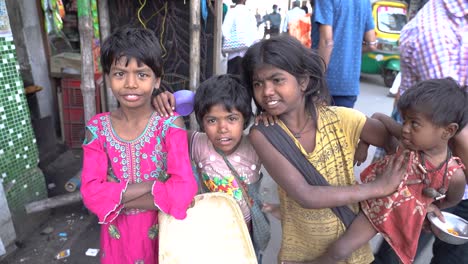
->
xmin=124 ymin=193 xmax=158 ymax=210
xmin=249 ymin=129 xmax=408 ymax=209
xmin=434 ymin=168 xmax=466 ymax=210
xmin=121 ymin=181 xmax=154 ymax=203
xmin=451 ymin=125 xmax=468 ymax=183
xmin=359 ymin=116 xmax=398 ymax=154
xmin=361 ymin=114 xmax=400 ymax=154
xmin=371 ymin=112 xmax=402 ymax=139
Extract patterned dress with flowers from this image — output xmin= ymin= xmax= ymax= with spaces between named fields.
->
xmin=80 ymin=112 xmax=197 ymax=264
xmin=191 ymin=132 xmax=261 ymax=222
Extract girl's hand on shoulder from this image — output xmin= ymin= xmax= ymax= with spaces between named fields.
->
xmin=374 ymin=150 xmax=411 ymax=195
xmin=152 ymin=90 xmax=175 ymax=117
xmin=254 ymin=111 xmax=278 ymax=126
xmin=354 ymin=140 xmax=369 ymax=166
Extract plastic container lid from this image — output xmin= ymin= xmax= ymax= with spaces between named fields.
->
xmin=174 ymin=90 xmax=195 ymax=116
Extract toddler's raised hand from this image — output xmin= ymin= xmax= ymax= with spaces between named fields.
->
xmin=152 ymin=90 xmax=175 ymax=117
xmin=354 ymin=140 xmax=369 ymax=166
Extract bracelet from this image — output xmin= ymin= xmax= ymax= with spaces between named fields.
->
xmin=364 ymin=40 xmax=377 ymax=46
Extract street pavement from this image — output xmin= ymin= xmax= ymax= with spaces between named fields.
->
xmin=2 ymin=74 xmax=434 ymax=264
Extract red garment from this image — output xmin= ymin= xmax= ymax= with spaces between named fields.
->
xmin=360 ymin=150 xmax=464 ymax=264
xmin=288 ymin=14 xmax=311 ymax=48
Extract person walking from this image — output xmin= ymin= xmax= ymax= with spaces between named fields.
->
xmin=311 ymin=0 xmax=376 ymax=108
xmin=222 ymin=0 xmax=258 ymax=75
xmin=265 ymin=4 xmax=281 ymax=37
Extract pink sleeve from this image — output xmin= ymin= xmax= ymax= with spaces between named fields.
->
xmin=152 ymin=124 xmax=197 ymax=220
xmin=80 ymin=125 xmax=128 ymax=224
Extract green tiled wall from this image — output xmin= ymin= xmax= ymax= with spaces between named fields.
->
xmin=0 ymin=35 xmax=47 ymax=214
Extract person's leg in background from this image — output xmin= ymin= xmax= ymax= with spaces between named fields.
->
xmin=227 ymin=56 xmax=243 ymax=75
xmin=331 ymin=95 xmax=358 ymax=108
xmin=430 ymin=199 xmax=468 ymax=264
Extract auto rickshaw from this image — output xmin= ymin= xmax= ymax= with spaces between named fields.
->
xmin=361 ymin=0 xmax=408 ymax=87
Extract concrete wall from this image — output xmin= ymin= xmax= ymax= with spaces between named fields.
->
xmin=5 ymin=0 xmax=54 ymax=119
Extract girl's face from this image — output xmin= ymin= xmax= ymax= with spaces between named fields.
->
xmin=107 ymin=57 xmax=160 ymax=111
xmin=202 ymin=104 xmax=245 ymax=155
xmin=400 ymin=109 xmax=446 ymax=151
xmin=251 ymin=64 xmax=305 ymax=117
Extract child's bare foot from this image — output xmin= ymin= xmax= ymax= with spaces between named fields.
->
xmin=262 ymin=203 xmax=281 ymax=220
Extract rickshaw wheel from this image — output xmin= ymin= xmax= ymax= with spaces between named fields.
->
xmin=383 ymin=69 xmax=398 ymax=88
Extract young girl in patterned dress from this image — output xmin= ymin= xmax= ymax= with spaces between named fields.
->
xmin=153 ymin=74 xmax=270 ymax=261
xmin=313 ymin=78 xmax=467 ymax=264
xmin=80 ymin=27 xmax=197 ymax=264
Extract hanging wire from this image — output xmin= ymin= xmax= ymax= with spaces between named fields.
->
xmin=137 ymin=0 xmax=148 ymax=28
xmin=137 ymin=0 xmax=168 ymax=58
xmin=159 ymin=2 xmax=168 ymax=58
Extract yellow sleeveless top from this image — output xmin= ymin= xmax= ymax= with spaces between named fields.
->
xmin=277 ymin=106 xmax=374 ymax=263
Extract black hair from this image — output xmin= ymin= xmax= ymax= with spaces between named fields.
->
xmin=232 ymin=0 xmax=245 ymax=5
xmin=241 ymin=35 xmax=330 ymax=126
xmin=100 ymin=27 xmax=162 ymax=77
xmin=194 ymin=74 xmax=252 ymax=131
xmin=398 ymin=78 xmax=468 ymax=131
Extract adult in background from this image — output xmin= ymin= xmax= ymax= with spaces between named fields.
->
xmin=281 ymin=0 xmax=306 ymax=33
xmin=373 ymin=0 xmax=468 ymax=263
xmin=311 ymin=0 xmax=376 ymax=108
xmin=301 ymin=1 xmax=308 ymax=14
xmin=222 ymin=0 xmax=258 ymax=75
xmin=265 ymin=4 xmax=281 ymax=37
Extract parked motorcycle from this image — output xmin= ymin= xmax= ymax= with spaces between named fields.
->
xmin=361 ymin=0 xmax=408 ymax=87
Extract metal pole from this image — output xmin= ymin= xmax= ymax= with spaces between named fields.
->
xmin=77 ymin=0 xmax=96 ymax=124
xmin=212 ymin=0 xmax=223 ymax=74
xmin=189 ymin=0 xmax=200 ymax=129
xmin=98 ymin=0 xmax=118 ymax=112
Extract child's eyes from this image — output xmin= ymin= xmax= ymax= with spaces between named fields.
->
xmin=206 ymin=119 xmax=216 ymax=124
xmin=228 ymin=116 xmax=239 ymax=122
xmin=411 ymin=121 xmax=420 ymax=128
xmin=273 ymin=78 xmax=284 ymax=84
xmin=252 ymin=81 xmax=263 ymax=88
xmin=113 ymin=71 xmax=124 ymax=77
xmin=138 ymin=72 xmax=149 ymax=78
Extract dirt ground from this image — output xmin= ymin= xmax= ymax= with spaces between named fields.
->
xmin=2 ymin=204 xmax=101 ymax=264
xmin=1 ymin=149 xmax=102 ymax=264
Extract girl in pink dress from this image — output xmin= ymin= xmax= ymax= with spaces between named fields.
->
xmin=80 ymin=27 xmax=197 ymax=264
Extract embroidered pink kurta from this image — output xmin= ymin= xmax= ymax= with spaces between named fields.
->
xmin=81 ymin=112 xmax=197 ymax=264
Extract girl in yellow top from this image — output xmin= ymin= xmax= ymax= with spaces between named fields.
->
xmin=243 ymin=35 xmax=407 ymax=263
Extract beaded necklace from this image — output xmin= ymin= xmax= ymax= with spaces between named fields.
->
xmin=417 ymin=148 xmax=451 ymax=200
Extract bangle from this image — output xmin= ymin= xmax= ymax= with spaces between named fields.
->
xmin=364 ymin=40 xmax=377 ymax=46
